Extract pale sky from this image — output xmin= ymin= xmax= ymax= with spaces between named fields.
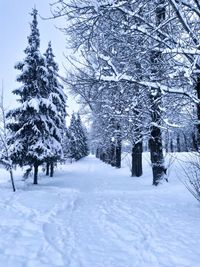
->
xmin=0 ymin=0 xmax=78 ymax=115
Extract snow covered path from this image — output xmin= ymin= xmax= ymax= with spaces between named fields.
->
xmin=0 ymin=155 xmax=200 ymax=267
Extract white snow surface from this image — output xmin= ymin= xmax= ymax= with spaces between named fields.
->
xmin=0 ymin=153 xmax=200 ymax=267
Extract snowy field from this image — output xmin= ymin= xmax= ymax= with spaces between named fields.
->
xmin=0 ymin=153 xmax=200 ymax=267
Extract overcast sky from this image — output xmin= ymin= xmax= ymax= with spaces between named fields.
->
xmin=0 ymin=0 xmax=78 ymax=114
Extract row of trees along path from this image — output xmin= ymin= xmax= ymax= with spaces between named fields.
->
xmin=51 ymin=0 xmax=200 ymax=186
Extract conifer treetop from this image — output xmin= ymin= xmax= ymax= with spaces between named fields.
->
xmin=27 ymin=8 xmax=40 ymax=52
xmin=13 ymin=7 xmax=47 ymax=101
xmin=45 ymin=41 xmax=58 ymax=72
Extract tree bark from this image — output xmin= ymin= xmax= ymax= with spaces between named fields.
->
xmin=100 ymin=153 xmax=103 ymax=161
xmin=176 ymin=133 xmax=181 ymax=152
xmin=196 ymin=77 xmax=200 ymax=148
xmin=50 ymin=162 xmax=54 ymax=177
xmin=183 ymin=133 xmax=188 ymax=152
xmin=102 ymin=152 xmax=106 ymax=163
xmin=9 ymin=168 xmax=16 ymax=192
xmin=96 ymin=148 xmax=100 ymax=158
xmin=110 ymin=144 xmax=116 ymax=166
xmin=170 ymin=139 xmax=174 ymax=152
xmin=148 ymin=1 xmax=166 ymax=186
xmin=149 ymin=125 xmax=165 ymax=186
xmin=46 ymin=162 xmax=50 ymax=176
xmin=131 ymin=141 xmax=143 ymax=177
xmin=192 ymin=132 xmax=198 ymax=151
xmin=165 ymin=133 xmax=169 ymax=153
xmin=115 ymin=125 xmax=121 ymax=168
xmin=33 ymin=163 xmax=38 ymax=184
xmin=115 ymin=143 xmax=121 ymax=168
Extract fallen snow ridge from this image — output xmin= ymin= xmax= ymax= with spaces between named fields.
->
xmin=0 ymin=154 xmax=200 ymax=267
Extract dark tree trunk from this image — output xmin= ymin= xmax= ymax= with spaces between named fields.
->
xmin=96 ymin=148 xmax=100 ymax=158
xmin=149 ymin=125 xmax=165 ymax=186
xmin=104 ymin=150 xmax=108 ymax=164
xmin=148 ymin=1 xmax=166 ymax=186
xmin=33 ymin=163 xmax=38 ymax=185
xmin=115 ymin=143 xmax=121 ymax=168
xmin=170 ymin=139 xmax=174 ymax=152
xmin=99 ymin=150 xmax=103 ymax=161
xmin=192 ymin=132 xmax=198 ymax=151
xmin=100 ymin=152 xmax=105 ymax=162
xmin=196 ymin=77 xmax=200 ymax=148
xmin=50 ymin=162 xmax=54 ymax=177
xmin=9 ymin=168 xmax=16 ymax=192
xmin=104 ymin=152 xmax=107 ymax=163
xmin=46 ymin=162 xmax=50 ymax=176
xmin=131 ymin=141 xmax=143 ymax=177
xmin=165 ymin=138 xmax=168 ymax=153
xmin=106 ymin=148 xmax=110 ymax=164
xmin=183 ymin=133 xmax=188 ymax=152
xmin=177 ymin=133 xmax=181 ymax=152
xmin=149 ymin=60 xmax=165 ymax=184
xmin=130 ymin=104 xmax=143 ymax=175
xmin=115 ymin=124 xmax=121 ymax=168
xmin=110 ymin=145 xmax=116 ymax=167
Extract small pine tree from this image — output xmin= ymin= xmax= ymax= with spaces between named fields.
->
xmin=62 ymin=127 xmax=71 ymax=160
xmin=68 ymin=113 xmax=80 ymax=160
xmin=76 ymin=113 xmax=89 ymax=157
xmin=7 ymin=9 xmax=63 ymax=184
xmin=68 ymin=113 xmax=89 ymax=161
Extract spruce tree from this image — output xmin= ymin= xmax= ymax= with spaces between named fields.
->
xmin=62 ymin=127 xmax=71 ymax=160
xmin=76 ymin=113 xmax=89 ymax=158
xmin=68 ymin=113 xmax=80 ymax=161
xmin=44 ymin=41 xmax=67 ymax=176
xmin=68 ymin=113 xmax=89 ymax=161
xmin=7 ymin=9 xmax=62 ymax=184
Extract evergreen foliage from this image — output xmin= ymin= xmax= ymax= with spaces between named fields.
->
xmin=44 ymin=41 xmax=67 ymax=175
xmin=68 ymin=113 xmax=89 ymax=161
xmin=7 ymin=9 xmax=66 ymax=183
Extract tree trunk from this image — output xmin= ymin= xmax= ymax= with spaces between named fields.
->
xmin=96 ymin=148 xmax=100 ymax=158
xmin=33 ymin=163 xmax=38 ymax=184
xmin=149 ymin=125 xmax=165 ymax=186
xmin=148 ymin=1 xmax=166 ymax=186
xmin=165 ymin=133 xmax=169 ymax=153
xmin=46 ymin=162 xmax=50 ymax=176
xmin=196 ymin=77 xmax=200 ymax=148
xmin=100 ymin=152 xmax=103 ymax=161
xmin=102 ymin=152 xmax=106 ymax=163
xmin=50 ymin=162 xmax=54 ymax=177
xmin=115 ymin=125 xmax=121 ymax=168
xmin=110 ymin=144 xmax=116 ymax=166
xmin=192 ymin=132 xmax=198 ymax=151
xmin=131 ymin=141 xmax=143 ymax=177
xmin=115 ymin=143 xmax=121 ymax=168
xmin=183 ymin=133 xmax=188 ymax=152
xmin=177 ymin=133 xmax=181 ymax=152
xmin=9 ymin=168 xmax=16 ymax=192
xmin=170 ymin=139 xmax=174 ymax=152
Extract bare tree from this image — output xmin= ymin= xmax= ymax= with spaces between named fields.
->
xmin=182 ymin=153 xmax=200 ymax=202
xmin=0 ymin=83 xmax=15 ymax=192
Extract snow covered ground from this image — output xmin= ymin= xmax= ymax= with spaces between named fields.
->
xmin=0 ymin=153 xmax=200 ymax=267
